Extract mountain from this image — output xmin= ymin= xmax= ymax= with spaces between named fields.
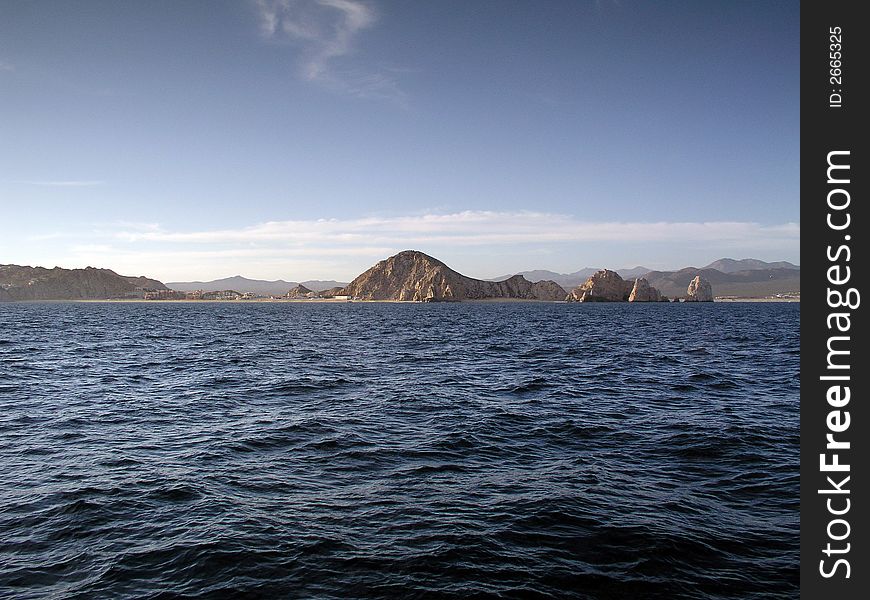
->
xmin=616 ymin=266 xmax=653 ymax=279
xmin=167 ymin=276 xmax=347 ymax=295
xmin=701 ymin=258 xmax=800 ymax=273
xmin=0 ymin=264 xmax=167 ymax=301
xmin=167 ymin=276 xmax=294 ymax=295
xmin=489 ymin=266 xmax=651 ymax=289
xmin=489 ymin=269 xmax=566 ymax=283
xmin=342 ymin=250 xmax=567 ymax=301
xmin=644 ymin=267 xmax=800 ymax=298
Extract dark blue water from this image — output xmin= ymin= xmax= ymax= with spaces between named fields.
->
xmin=0 ymin=302 xmax=799 ymax=599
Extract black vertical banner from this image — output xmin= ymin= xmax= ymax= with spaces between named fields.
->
xmin=801 ymin=1 xmax=867 ymax=598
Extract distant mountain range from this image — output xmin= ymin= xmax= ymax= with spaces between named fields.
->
xmin=701 ymin=258 xmax=799 ymax=273
xmin=166 ymin=276 xmax=348 ymax=295
xmin=491 ymin=258 xmax=798 ymax=290
xmin=643 ymin=267 xmax=800 ymax=298
xmin=489 ymin=267 xmax=660 ymax=289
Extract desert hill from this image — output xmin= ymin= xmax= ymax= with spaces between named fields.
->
xmin=0 ymin=264 xmax=167 ymax=301
xmin=341 ymin=250 xmax=566 ymax=301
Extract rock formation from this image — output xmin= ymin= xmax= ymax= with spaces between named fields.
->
xmin=341 ymin=250 xmax=567 ymax=301
xmin=0 ymin=264 xmax=167 ymax=301
xmin=567 ymin=269 xmax=634 ymax=302
xmin=685 ymin=275 xmax=714 ymax=302
xmin=286 ymin=284 xmax=315 ymax=299
xmin=628 ymin=277 xmax=665 ymax=302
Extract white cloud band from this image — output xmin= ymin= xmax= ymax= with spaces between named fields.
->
xmin=18 ymin=211 xmax=798 ymax=281
xmin=114 ymin=210 xmax=799 ymax=247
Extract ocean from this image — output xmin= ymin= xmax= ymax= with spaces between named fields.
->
xmin=0 ymin=301 xmax=799 ymax=599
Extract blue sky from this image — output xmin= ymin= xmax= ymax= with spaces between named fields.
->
xmin=0 ymin=0 xmax=799 ymax=281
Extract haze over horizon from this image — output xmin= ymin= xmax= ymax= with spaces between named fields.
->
xmin=1 ymin=1 xmax=799 ymax=282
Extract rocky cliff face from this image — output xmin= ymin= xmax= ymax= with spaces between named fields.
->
xmin=341 ymin=251 xmax=566 ymax=301
xmin=628 ymin=277 xmax=665 ymax=302
xmin=685 ymin=275 xmax=714 ymax=302
xmin=0 ymin=264 xmax=167 ymax=301
xmin=567 ymin=269 xmax=634 ymax=302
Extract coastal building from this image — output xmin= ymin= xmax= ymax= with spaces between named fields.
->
xmin=201 ymin=290 xmax=243 ymax=300
xmin=143 ymin=290 xmax=186 ymax=300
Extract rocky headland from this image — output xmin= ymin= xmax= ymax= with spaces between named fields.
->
xmin=0 ymin=264 xmax=167 ymax=301
xmin=340 ymin=250 xmax=567 ymax=302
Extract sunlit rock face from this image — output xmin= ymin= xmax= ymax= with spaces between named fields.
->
xmin=567 ymin=269 xmax=633 ymax=302
xmin=628 ymin=277 xmax=664 ymax=302
xmin=341 ymin=250 xmax=567 ymax=302
xmin=685 ymin=275 xmax=714 ymax=302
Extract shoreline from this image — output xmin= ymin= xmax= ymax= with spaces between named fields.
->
xmin=4 ymin=297 xmax=800 ymax=304
xmin=714 ymin=297 xmax=800 ymax=303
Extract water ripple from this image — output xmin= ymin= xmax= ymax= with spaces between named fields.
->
xmin=0 ymin=301 xmax=799 ymax=598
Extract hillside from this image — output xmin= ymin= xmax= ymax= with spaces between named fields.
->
xmin=342 ymin=251 xmax=566 ymax=301
xmin=0 ymin=265 xmax=167 ymax=301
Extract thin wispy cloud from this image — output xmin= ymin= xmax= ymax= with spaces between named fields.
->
xmin=56 ymin=243 xmax=395 ymax=282
xmin=15 ymin=180 xmax=105 ymax=187
xmin=255 ymin=0 xmax=406 ymax=104
xmin=22 ymin=211 xmax=799 ymax=281
xmin=113 ymin=211 xmax=800 ymax=248
xmin=0 ymin=60 xmax=14 ymax=72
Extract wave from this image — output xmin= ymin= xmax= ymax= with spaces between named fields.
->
xmin=0 ymin=301 xmax=799 ymax=598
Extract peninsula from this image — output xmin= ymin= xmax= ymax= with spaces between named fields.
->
xmin=341 ymin=250 xmax=566 ymax=301
xmin=0 ymin=265 xmax=166 ymax=302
